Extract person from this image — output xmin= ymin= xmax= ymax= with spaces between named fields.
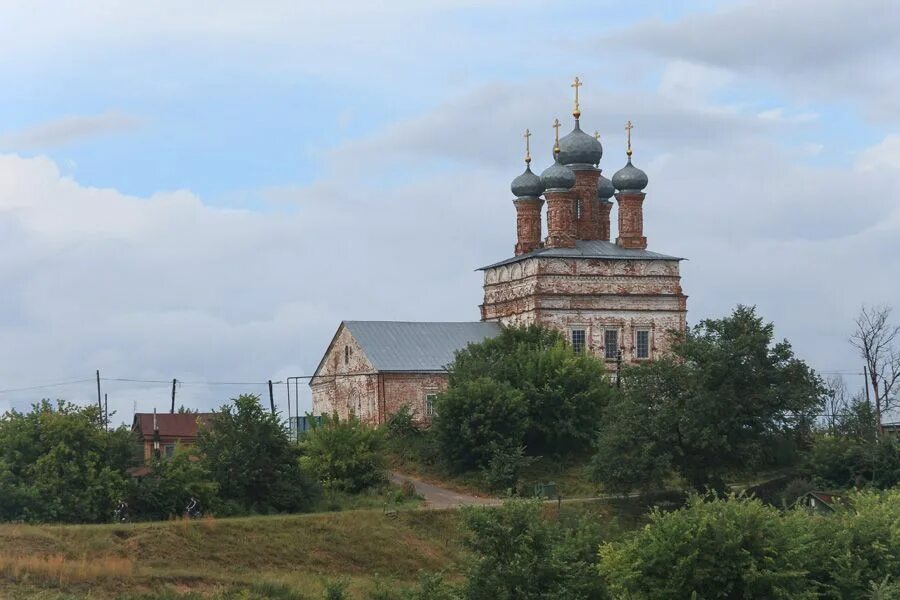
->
xmin=185 ymin=496 xmax=202 ymax=519
xmin=114 ymin=499 xmax=129 ymax=523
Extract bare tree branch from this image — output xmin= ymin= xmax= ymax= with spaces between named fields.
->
xmin=850 ymin=304 xmax=900 ymax=432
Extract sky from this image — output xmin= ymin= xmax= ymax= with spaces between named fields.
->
xmin=0 ymin=0 xmax=898 ymax=422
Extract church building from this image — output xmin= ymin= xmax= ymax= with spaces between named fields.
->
xmin=311 ymin=79 xmax=688 ymax=424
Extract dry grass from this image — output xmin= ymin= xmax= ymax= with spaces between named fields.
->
xmin=0 ymin=552 xmax=133 ymax=585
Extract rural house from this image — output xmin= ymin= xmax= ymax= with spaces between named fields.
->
xmin=312 ymin=81 xmax=688 ymax=424
xmin=131 ymin=411 xmax=214 ymax=461
xmin=310 ymin=321 xmax=500 ymax=423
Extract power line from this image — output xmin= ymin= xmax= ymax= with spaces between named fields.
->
xmin=0 ymin=378 xmax=94 ymax=395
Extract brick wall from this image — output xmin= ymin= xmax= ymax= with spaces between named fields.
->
xmin=310 ymin=324 xmax=380 ymax=423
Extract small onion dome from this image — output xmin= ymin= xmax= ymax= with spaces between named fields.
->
xmin=541 ymin=155 xmax=576 ymax=191
xmin=510 ymin=165 xmax=545 ymax=198
xmin=557 ymin=121 xmax=603 ymax=167
xmin=612 ymin=157 xmax=648 ymax=192
xmin=597 ymin=173 xmax=615 ymax=200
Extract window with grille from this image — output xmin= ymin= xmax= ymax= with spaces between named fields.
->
xmin=604 ymin=329 xmax=619 ymax=360
xmin=164 ymin=444 xmax=175 ymax=458
xmin=425 ymin=394 xmax=437 ymax=418
xmin=635 ymin=329 xmax=651 ymax=359
xmin=571 ymin=329 xmax=586 ymax=353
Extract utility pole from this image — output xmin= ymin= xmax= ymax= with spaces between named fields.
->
xmin=104 ymin=393 xmax=108 ymax=430
xmin=96 ymin=370 xmax=103 ymax=416
xmin=616 ymin=350 xmax=623 ymax=389
xmin=170 ymin=379 xmax=177 ymax=414
xmin=268 ymin=380 xmax=275 ymax=415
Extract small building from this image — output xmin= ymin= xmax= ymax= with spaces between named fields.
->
xmin=131 ymin=411 xmax=214 ymax=461
xmin=794 ymin=491 xmax=847 ymax=514
xmin=882 ymin=422 xmax=900 ymax=437
xmin=310 ymin=321 xmax=501 ymax=424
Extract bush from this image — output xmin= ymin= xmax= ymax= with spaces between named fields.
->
xmin=127 ymin=451 xmax=218 ymax=520
xmin=599 ymin=490 xmax=900 ymax=599
xmin=462 ymin=500 xmax=607 ymax=600
xmin=432 ymin=378 xmax=528 ymax=471
xmin=301 ymin=414 xmax=387 ymax=493
xmin=481 ymin=445 xmax=535 ymax=494
xmin=806 ymin=434 xmax=900 ymax=489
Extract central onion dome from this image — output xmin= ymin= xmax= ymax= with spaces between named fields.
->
xmin=612 ymin=157 xmax=648 ymax=192
xmin=597 ymin=172 xmax=615 ymax=201
xmin=541 ymin=152 xmax=576 ymax=191
xmin=510 ymin=164 xmax=545 ymax=199
xmin=557 ymin=120 xmax=603 ymax=167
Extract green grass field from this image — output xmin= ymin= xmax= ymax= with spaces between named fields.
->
xmin=0 ymin=495 xmax=665 ymax=599
xmin=0 ymin=507 xmax=465 ymax=599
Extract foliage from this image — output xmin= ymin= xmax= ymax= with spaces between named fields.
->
xmin=461 ymin=500 xmax=608 ymax=600
xmin=806 ymin=434 xmax=900 ymax=490
xmin=481 ymin=445 xmax=535 ymax=494
xmin=199 ymin=394 xmax=319 ymax=513
xmin=599 ymin=489 xmax=900 ymax=599
xmin=384 ymin=405 xmax=421 ymax=440
xmin=441 ymin=325 xmax=613 ymax=459
xmin=432 ymin=377 xmax=528 ymax=470
xmin=126 ymin=450 xmax=219 ymax=520
xmin=592 ymin=306 xmax=824 ymax=492
xmin=0 ymin=400 xmax=135 ymax=523
xmin=300 ymin=413 xmax=387 ymax=493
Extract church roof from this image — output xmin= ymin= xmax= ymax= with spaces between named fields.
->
xmin=478 ymin=240 xmax=683 ymax=270
xmin=342 ymin=321 xmax=502 ymax=373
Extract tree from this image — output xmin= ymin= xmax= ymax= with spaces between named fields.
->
xmin=462 ymin=500 xmax=607 ymax=600
xmin=599 ymin=495 xmax=815 ymax=600
xmin=198 ymin=394 xmax=319 ymax=513
xmin=440 ymin=325 xmax=613 ymax=460
xmin=300 ymin=413 xmax=387 ymax=493
xmin=432 ymin=377 xmax=528 ymax=471
xmin=850 ymin=304 xmax=900 ymax=434
xmin=592 ymin=306 xmax=824 ymax=492
xmin=127 ymin=450 xmax=219 ymax=520
xmin=0 ymin=400 xmax=135 ymax=523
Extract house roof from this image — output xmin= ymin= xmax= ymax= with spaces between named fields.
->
xmin=478 ymin=239 xmax=683 ymax=270
xmin=341 ymin=321 xmax=502 ymax=373
xmin=131 ymin=412 xmax=214 ymax=438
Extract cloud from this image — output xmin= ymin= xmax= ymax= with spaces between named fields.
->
xmin=0 ymin=111 xmax=144 ymax=151
xmin=605 ymin=0 xmax=900 ymax=122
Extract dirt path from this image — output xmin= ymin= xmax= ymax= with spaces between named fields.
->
xmin=390 ymin=472 xmax=500 ymax=509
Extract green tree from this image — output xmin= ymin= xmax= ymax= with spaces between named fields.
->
xmin=461 ymin=500 xmax=607 ymax=600
xmin=432 ymin=377 xmax=528 ymax=470
xmin=198 ymin=395 xmax=319 ymax=513
xmin=0 ymin=400 xmax=135 ymax=523
xmin=127 ymin=450 xmax=219 ymax=520
xmin=599 ymin=495 xmax=816 ymax=599
xmin=436 ymin=325 xmax=613 ymax=465
xmin=593 ymin=306 xmax=824 ymax=492
xmin=300 ymin=413 xmax=387 ymax=493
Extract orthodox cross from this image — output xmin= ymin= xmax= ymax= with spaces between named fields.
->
xmin=594 ymin=130 xmax=601 ymax=141
xmin=571 ymin=76 xmax=582 ymax=119
xmin=625 ymin=120 xmax=634 ymax=157
xmin=552 ymin=118 xmax=561 ymax=153
xmin=524 ymin=128 xmax=532 ymax=165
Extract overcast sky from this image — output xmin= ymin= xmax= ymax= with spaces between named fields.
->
xmin=1 ymin=0 xmax=898 ymax=422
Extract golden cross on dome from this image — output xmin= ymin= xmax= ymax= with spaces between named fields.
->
xmin=625 ymin=120 xmax=634 ymax=157
xmin=594 ymin=130 xmax=601 ymax=141
xmin=552 ymin=118 xmax=561 ymax=152
xmin=524 ymin=128 xmax=532 ymax=165
xmin=571 ymin=76 xmax=582 ymax=119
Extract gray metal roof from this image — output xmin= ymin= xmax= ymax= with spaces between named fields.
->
xmin=479 ymin=239 xmax=683 ymax=270
xmin=345 ymin=321 xmax=502 ymax=372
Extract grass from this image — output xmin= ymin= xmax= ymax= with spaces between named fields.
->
xmin=0 ymin=508 xmax=465 ymax=599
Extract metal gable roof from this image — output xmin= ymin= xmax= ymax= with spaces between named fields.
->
xmin=343 ymin=321 xmax=502 ymax=372
xmin=478 ymin=239 xmax=683 ymax=270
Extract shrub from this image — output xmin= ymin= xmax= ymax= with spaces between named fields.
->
xmin=481 ymin=445 xmax=535 ymax=494
xmin=432 ymin=378 xmax=528 ymax=471
xmin=301 ymin=414 xmax=387 ymax=493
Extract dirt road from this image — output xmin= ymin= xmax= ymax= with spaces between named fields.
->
xmin=390 ymin=472 xmax=500 ymax=509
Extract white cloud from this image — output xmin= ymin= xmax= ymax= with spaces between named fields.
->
xmin=0 ymin=112 xmax=144 ymax=151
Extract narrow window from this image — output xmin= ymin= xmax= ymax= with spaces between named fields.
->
xmin=635 ymin=329 xmax=651 ymax=359
xmin=425 ymin=394 xmax=438 ymax=418
xmin=344 ymin=345 xmax=350 ymax=364
xmin=604 ymin=329 xmax=619 ymax=360
xmin=575 ymin=198 xmax=582 ymax=219
xmin=571 ymin=329 xmax=586 ymax=354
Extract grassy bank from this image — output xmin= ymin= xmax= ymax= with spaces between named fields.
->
xmin=0 ymin=508 xmax=464 ymax=599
